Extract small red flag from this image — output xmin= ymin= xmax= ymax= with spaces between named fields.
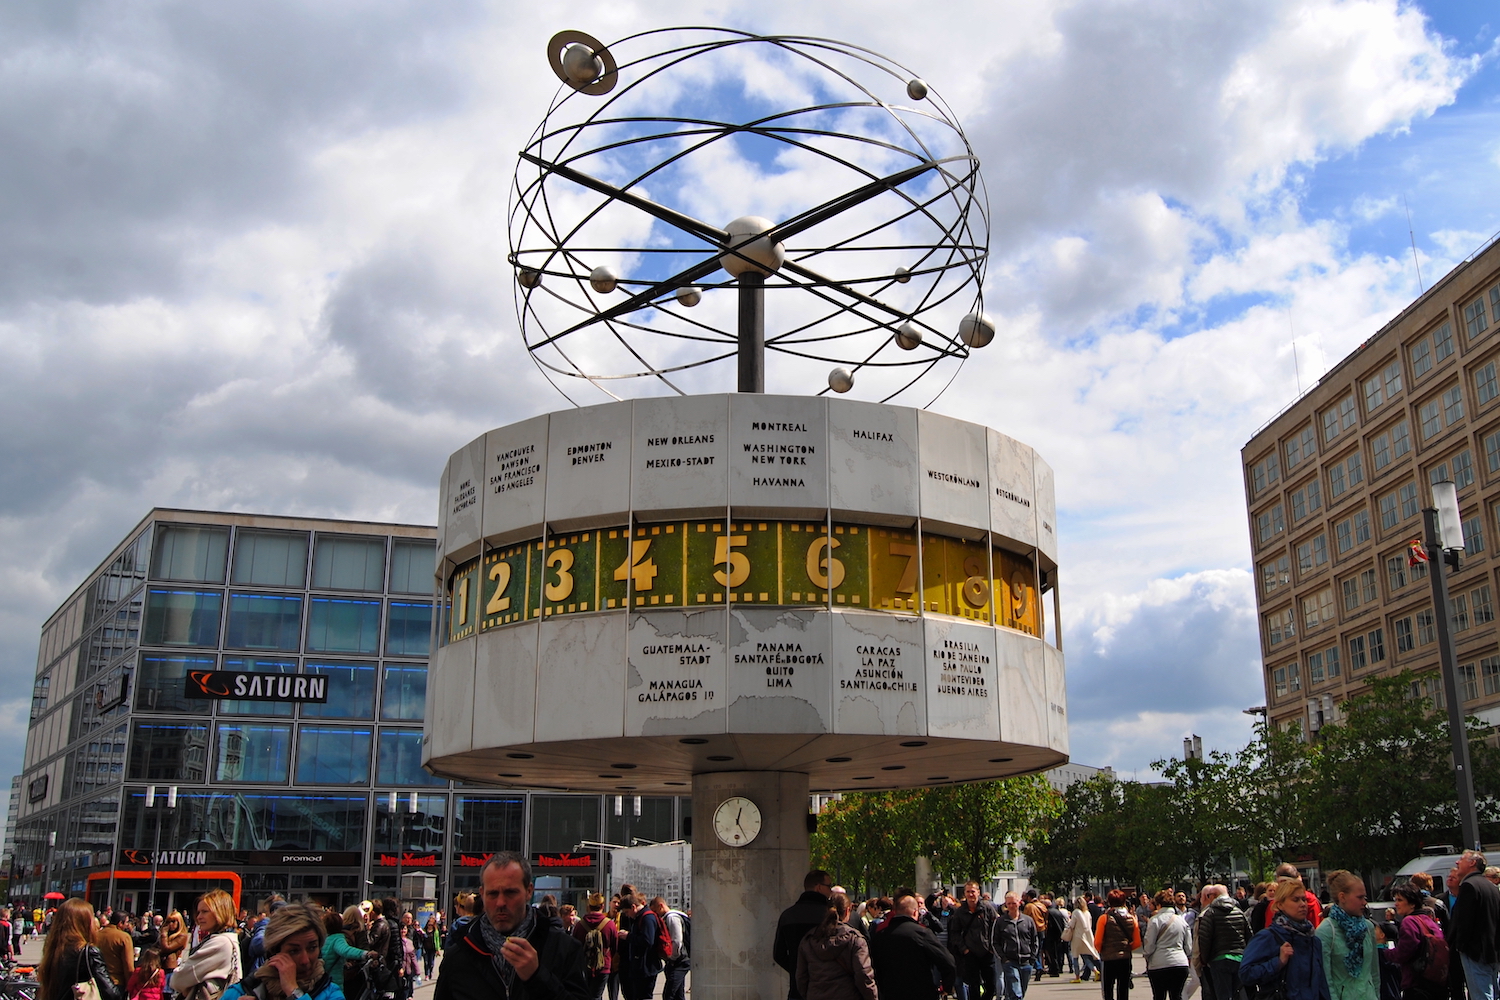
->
xmin=1407 ymin=538 xmax=1429 ymax=567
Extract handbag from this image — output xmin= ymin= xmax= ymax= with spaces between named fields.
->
xmin=72 ymin=948 xmax=101 ymax=1000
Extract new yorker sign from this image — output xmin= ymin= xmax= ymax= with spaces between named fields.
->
xmin=183 ymin=671 xmax=329 ymax=703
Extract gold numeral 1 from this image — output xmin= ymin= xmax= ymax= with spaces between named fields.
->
xmin=455 ymin=575 xmax=470 ymax=626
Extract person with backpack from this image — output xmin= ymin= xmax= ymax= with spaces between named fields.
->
xmin=619 ymin=894 xmax=662 ymax=1000
xmin=1316 ymin=872 xmax=1379 ymax=1000
xmin=1196 ymin=885 xmax=1251 ymax=1000
xmin=647 ymin=900 xmax=688 ymax=1000
xmin=572 ymin=895 xmax=618 ymax=1000
xmin=1391 ymin=886 xmax=1447 ymax=1000
xmin=1095 ymin=890 xmax=1143 ymax=1000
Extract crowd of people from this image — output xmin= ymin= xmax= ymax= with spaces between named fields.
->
xmin=14 ymin=852 xmax=688 ymax=1000
xmin=772 ymin=852 xmax=1500 ymax=1000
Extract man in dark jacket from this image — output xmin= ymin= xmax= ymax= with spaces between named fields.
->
xmin=620 ymin=894 xmax=663 ymax=1000
xmin=434 ymin=851 xmax=587 ymax=1000
xmin=949 ymin=881 xmax=997 ymax=1000
xmin=993 ymin=892 xmax=1039 ymax=1000
xmin=1449 ymin=850 xmax=1500 ymax=1000
xmin=870 ymin=895 xmax=956 ymax=1000
xmin=1195 ymin=885 xmax=1250 ymax=1000
xmin=1044 ymin=897 xmax=1068 ymax=978
xmin=773 ymin=870 xmax=835 ymax=999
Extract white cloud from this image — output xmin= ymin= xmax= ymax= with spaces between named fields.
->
xmin=0 ymin=0 xmax=1486 ymax=785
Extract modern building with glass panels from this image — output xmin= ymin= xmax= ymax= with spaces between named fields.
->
xmin=1242 ymin=236 xmax=1500 ymax=736
xmin=12 ymin=509 xmax=688 ymax=915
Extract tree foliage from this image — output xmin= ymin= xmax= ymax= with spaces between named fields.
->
xmin=811 ymin=775 xmax=1061 ymax=894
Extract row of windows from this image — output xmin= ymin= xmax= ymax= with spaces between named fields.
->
xmin=1251 ymin=289 xmax=1500 ymax=501
xmin=129 ymin=719 xmax=441 ymax=787
xmin=152 ymin=524 xmax=435 ymax=594
xmin=1268 ymin=585 xmax=1499 ymax=696
xmin=1269 ymin=563 xmax=1492 ymax=646
xmin=136 ymin=654 xmax=425 ymax=721
xmin=1262 ymin=492 xmax=1493 ymax=599
xmin=143 ymin=589 xmax=431 ymax=656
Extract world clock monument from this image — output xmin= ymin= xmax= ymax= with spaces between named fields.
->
xmin=423 ymin=28 xmax=1068 ymax=999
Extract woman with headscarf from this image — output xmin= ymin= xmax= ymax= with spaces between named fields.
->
xmin=1316 ymin=871 xmax=1379 ymax=1000
xmin=1242 ymin=879 xmax=1331 ymax=1000
xmin=222 ymin=903 xmax=342 ymax=1000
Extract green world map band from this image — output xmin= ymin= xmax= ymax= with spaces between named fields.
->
xmin=446 ymin=519 xmax=1041 ymax=641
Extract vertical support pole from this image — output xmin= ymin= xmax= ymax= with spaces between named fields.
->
xmin=1424 ymin=507 xmax=1482 ymax=850
xmin=737 ymin=273 xmax=765 ymax=393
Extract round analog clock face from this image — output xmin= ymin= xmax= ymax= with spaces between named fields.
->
xmin=712 ymin=796 xmax=762 ymax=847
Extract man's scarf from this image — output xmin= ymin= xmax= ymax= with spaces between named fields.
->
xmin=478 ymin=907 xmax=538 ymax=996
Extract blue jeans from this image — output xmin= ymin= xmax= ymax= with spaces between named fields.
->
xmin=1462 ymin=954 xmax=1500 ymax=1000
xmin=1000 ymin=960 xmax=1034 ymax=1000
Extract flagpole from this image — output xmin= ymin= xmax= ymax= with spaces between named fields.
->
xmin=1421 ymin=509 xmax=1482 ymax=850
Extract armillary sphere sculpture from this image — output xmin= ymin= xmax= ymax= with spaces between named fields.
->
xmin=510 ymin=27 xmax=993 ymax=403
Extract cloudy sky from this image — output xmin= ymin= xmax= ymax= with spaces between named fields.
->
xmin=1 ymin=0 xmax=1497 ymax=789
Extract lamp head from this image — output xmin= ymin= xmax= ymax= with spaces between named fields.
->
xmin=1432 ymin=479 xmax=1465 ymax=552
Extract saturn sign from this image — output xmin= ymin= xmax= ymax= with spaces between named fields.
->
xmin=184 ymin=671 xmax=329 ymax=704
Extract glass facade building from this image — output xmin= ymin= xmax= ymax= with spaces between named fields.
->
xmin=14 ymin=510 xmax=687 ymax=914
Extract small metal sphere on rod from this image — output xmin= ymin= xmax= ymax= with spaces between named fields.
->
xmin=959 ymin=311 xmax=995 ymax=348
xmin=589 ymin=266 xmax=618 ymax=293
xmin=828 ymin=367 xmax=854 ymax=393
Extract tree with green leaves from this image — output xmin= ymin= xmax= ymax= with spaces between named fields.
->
xmin=923 ymin=774 xmax=1062 ymax=884
xmin=1303 ymin=668 xmax=1500 ymax=887
xmin=810 ymin=788 xmax=925 ymax=896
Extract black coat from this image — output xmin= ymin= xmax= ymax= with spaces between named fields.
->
xmin=433 ymin=910 xmax=587 ymax=1000
xmin=45 ymin=946 xmax=124 ymax=1000
xmin=1450 ymin=871 xmax=1500 ymax=965
xmin=775 ymin=891 xmax=834 ymax=993
xmin=947 ymin=901 xmax=996 ymax=957
xmin=870 ymin=915 xmax=956 ymax=1000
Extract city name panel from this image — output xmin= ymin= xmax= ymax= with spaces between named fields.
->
xmin=424 ymin=395 xmax=1067 ymax=792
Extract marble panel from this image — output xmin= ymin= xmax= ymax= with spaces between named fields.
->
xmin=545 ymin=401 xmax=633 ymax=526
xmin=632 ymin=395 xmax=730 ymax=515
xmin=444 ymin=437 xmax=486 ymax=562
xmin=728 ymin=394 xmax=828 ymax=514
xmin=1043 ymin=643 xmax=1070 ymax=755
xmin=534 ymin=614 xmax=626 ymax=741
xmin=996 ymin=629 xmax=1047 ymax=749
xmin=427 ymin=639 xmax=476 ymax=762
xmin=830 ymin=610 xmax=925 ymax=736
xmin=482 ymin=415 xmax=549 ymax=543
xmin=726 ymin=609 xmax=831 ymax=733
xmin=471 ymin=624 xmax=540 ymax=750
xmin=626 ymin=610 xmax=728 ymax=736
xmin=827 ymin=399 xmax=919 ymax=521
xmin=916 ymin=410 xmax=990 ymax=534
xmin=988 ymin=429 xmax=1038 ymax=549
xmin=1034 ymin=452 xmax=1058 ymax=566
xmin=923 ymin=617 xmax=1000 ymax=741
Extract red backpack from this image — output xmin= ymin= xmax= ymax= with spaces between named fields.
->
xmin=651 ymin=911 xmax=674 ymax=962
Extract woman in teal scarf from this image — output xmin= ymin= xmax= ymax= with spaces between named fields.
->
xmin=1316 ymin=870 xmax=1380 ymax=1000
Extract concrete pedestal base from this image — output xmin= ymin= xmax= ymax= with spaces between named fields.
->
xmin=691 ymin=771 xmax=810 ymax=1000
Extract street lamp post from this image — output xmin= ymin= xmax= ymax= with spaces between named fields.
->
xmin=1423 ymin=480 xmax=1482 ymax=851
xmin=145 ymin=785 xmax=178 ymax=915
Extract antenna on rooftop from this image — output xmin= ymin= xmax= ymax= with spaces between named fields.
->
xmin=1404 ymin=196 xmax=1424 ymax=294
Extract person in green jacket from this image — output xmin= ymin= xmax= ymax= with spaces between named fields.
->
xmin=1316 ymin=871 xmax=1381 ymax=1000
xmin=321 ymin=909 xmax=377 ymax=992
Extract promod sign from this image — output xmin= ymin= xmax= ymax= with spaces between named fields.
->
xmin=184 ymin=670 xmax=329 ymax=703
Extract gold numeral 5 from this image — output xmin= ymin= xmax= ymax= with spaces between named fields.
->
xmin=713 ymin=534 xmax=750 ymax=588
